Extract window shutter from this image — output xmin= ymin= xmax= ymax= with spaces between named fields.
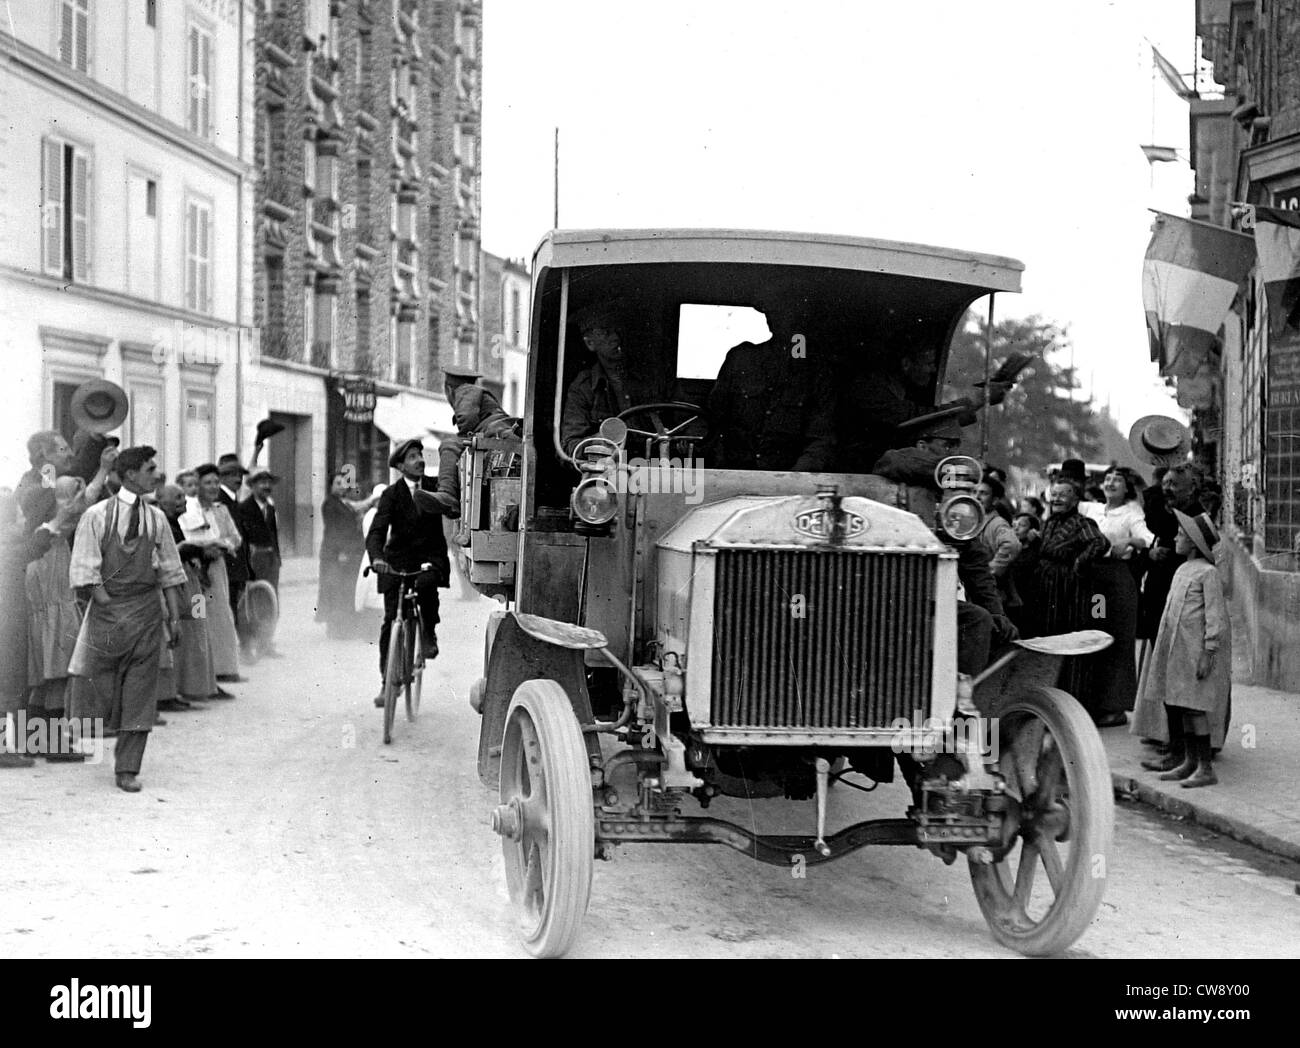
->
xmin=41 ymin=138 xmax=64 ymax=277
xmin=200 ymin=33 xmax=212 ymax=137
xmin=185 ymin=202 xmax=196 ymax=309
xmin=188 ymin=27 xmax=199 ymax=133
xmin=74 ymin=0 xmax=88 ymax=72
xmin=58 ymin=1 xmax=72 ymax=64
xmin=200 ymin=208 xmax=211 ymax=313
xmin=71 ymin=149 xmax=89 ymax=282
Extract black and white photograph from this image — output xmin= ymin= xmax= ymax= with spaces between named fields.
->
xmin=0 ymin=0 xmax=1297 ymax=1005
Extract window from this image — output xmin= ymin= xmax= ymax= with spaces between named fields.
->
xmin=675 ymin=304 xmax=770 ymax=379
xmin=128 ymin=171 xmax=159 ymax=299
xmin=41 ymin=138 xmax=91 ymax=283
xmin=510 ymin=287 xmax=522 ymax=344
xmin=312 ymin=290 xmax=336 ymax=369
xmin=187 ymin=21 xmax=213 ymax=138
xmin=184 ymin=198 xmax=212 ymax=313
xmin=58 ymin=0 xmax=89 ymax=73
xmin=395 ymin=318 xmax=413 ymax=385
xmin=356 ymin=291 xmax=371 ymax=367
xmin=304 ymin=285 xmax=315 ymax=359
xmin=145 ymin=0 xmax=156 ymax=28
xmin=356 ymin=160 xmax=372 ymax=242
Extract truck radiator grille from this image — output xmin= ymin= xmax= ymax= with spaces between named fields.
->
xmin=709 ymin=549 xmax=936 ymax=729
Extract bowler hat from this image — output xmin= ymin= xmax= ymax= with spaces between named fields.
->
xmin=1129 ymin=415 xmax=1191 ymax=466
xmin=246 ymin=467 xmax=279 ymax=484
xmin=1058 ymin=459 xmax=1088 ymax=484
xmin=69 ymin=379 xmax=128 ymax=434
xmin=388 ymin=437 xmax=426 ymax=468
xmin=255 ymin=418 xmax=287 ymax=443
xmin=217 ymin=453 xmax=247 ymax=475
xmin=1173 ymin=508 xmax=1219 ymax=562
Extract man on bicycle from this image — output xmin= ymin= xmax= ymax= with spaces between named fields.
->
xmin=366 ymin=438 xmax=452 ymax=706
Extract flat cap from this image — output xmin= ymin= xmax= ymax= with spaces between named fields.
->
xmin=388 ymin=437 xmax=426 ymax=468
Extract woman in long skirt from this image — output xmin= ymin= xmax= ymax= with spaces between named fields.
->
xmin=24 ymin=478 xmax=85 ymax=750
xmin=317 ymin=470 xmax=378 ymax=638
xmin=183 ymin=465 xmax=242 ymax=678
xmin=1036 ymin=478 xmax=1110 ymax=710
xmin=1083 ymin=467 xmax=1155 ymax=726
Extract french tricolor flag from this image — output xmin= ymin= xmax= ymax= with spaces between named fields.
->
xmin=1142 ymin=213 xmax=1255 ymax=376
xmin=1252 ymin=205 xmax=1300 ymax=337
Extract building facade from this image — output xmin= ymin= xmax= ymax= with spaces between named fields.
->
xmin=478 ymin=251 xmax=529 ymax=412
xmin=1 ymin=0 xmax=254 ymax=485
xmin=249 ymin=0 xmax=482 ymax=552
xmin=1192 ymin=0 xmax=1300 ymax=688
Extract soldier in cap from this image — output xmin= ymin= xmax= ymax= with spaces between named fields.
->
xmin=427 ymin=364 xmax=519 ymax=515
xmin=870 ymin=413 xmax=965 ymax=487
xmin=839 ymin=341 xmax=1013 ymax=474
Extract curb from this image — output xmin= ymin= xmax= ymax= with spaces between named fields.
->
xmin=1112 ymin=772 xmax=1300 ymax=864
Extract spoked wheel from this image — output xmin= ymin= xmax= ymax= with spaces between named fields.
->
xmin=494 ymin=679 xmax=594 ymax=958
xmin=969 ymin=685 xmax=1113 ymax=957
xmin=381 ymin=621 xmax=404 ymax=745
xmin=406 ymin=616 xmax=423 ymax=722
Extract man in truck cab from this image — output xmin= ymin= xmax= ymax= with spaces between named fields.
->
xmin=560 ymin=301 xmax=672 ymax=456
xmin=704 ymin=304 xmax=836 ymax=472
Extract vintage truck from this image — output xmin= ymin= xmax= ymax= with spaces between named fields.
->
xmin=456 ymin=228 xmax=1113 ymax=958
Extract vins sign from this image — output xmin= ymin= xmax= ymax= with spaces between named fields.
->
xmin=341 ymin=377 xmax=377 ymax=424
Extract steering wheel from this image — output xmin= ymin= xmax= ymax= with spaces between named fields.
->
xmin=616 ymin=402 xmax=709 ymax=456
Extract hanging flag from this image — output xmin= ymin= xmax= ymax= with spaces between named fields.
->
xmin=1142 ymin=213 xmax=1255 ymax=376
xmin=1140 ymin=144 xmax=1180 ymax=164
xmin=1150 ymin=43 xmax=1197 ymax=101
xmin=1252 ymin=206 xmax=1300 ymax=336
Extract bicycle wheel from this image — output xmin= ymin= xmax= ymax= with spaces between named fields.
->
xmin=382 ymin=617 xmax=404 ymax=745
xmin=406 ymin=613 xmax=423 ymax=722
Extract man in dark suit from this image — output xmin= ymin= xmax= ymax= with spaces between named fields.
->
xmin=238 ymin=468 xmax=282 ymax=591
xmin=366 ymin=438 xmax=452 ymax=706
xmin=237 ymin=468 xmax=283 ymax=658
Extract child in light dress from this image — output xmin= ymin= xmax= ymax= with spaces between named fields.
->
xmin=1135 ymin=510 xmax=1230 ymax=788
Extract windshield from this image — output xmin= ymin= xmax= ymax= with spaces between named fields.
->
xmin=527 ymin=260 xmax=994 ymax=517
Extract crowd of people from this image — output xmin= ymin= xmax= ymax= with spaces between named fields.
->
xmin=956 ymin=420 xmax=1231 ymax=788
xmin=0 ymin=421 xmax=285 ymax=792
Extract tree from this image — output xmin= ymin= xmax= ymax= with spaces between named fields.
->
xmin=943 ymin=313 xmax=1105 ymax=473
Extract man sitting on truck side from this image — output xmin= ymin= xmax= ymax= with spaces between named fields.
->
xmin=422 ymin=364 xmax=520 ymax=518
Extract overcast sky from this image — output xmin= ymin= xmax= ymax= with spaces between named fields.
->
xmin=479 ymin=0 xmax=1205 ymax=430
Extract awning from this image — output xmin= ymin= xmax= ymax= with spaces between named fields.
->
xmin=372 ymin=390 xmax=455 ymax=449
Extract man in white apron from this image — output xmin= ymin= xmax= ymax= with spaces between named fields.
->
xmin=69 ymin=446 xmax=185 ymax=792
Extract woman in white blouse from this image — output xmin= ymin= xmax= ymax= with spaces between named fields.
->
xmin=181 ymin=464 xmax=243 ymax=679
xmin=1085 ymin=466 xmax=1154 ymax=726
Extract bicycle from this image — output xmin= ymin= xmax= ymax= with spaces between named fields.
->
xmin=366 ymin=562 xmax=433 ymax=744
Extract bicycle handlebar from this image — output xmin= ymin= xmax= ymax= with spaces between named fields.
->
xmin=363 ymin=562 xmax=434 ymax=578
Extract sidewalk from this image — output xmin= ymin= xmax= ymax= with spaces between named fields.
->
xmin=1105 ymin=680 xmax=1300 ymax=863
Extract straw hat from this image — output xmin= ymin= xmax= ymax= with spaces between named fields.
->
xmin=1173 ymin=508 xmax=1219 ymax=561
xmin=1129 ymin=415 xmax=1191 ymax=466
